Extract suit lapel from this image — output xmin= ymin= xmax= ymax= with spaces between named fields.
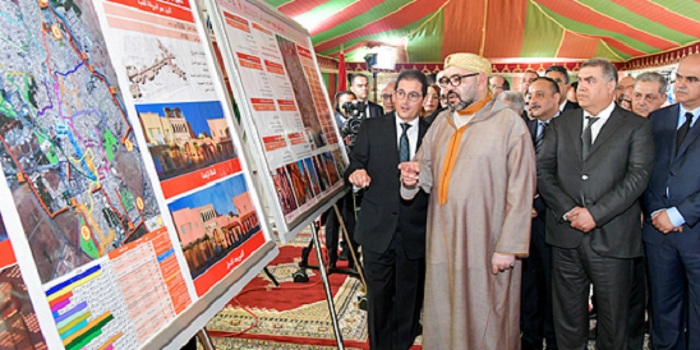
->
xmin=417 ymin=118 xmax=428 ymax=150
xmin=662 ymin=105 xmax=682 ymax=160
xmin=386 ymin=114 xmax=400 ymax=164
xmin=563 ymin=110 xmax=584 ymax=160
xmin=677 ymin=115 xmax=700 ymax=159
xmin=586 ymin=106 xmax=626 ymax=160
xmin=527 ymin=119 xmax=537 ymax=143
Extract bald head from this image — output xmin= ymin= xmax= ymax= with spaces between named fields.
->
xmin=380 ymin=80 xmax=397 ymax=113
xmin=616 ymin=76 xmax=635 ymax=100
xmin=675 ymin=54 xmax=700 ymax=110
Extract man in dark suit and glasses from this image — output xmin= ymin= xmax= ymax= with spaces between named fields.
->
xmin=522 ymin=76 xmax=562 ymax=350
xmin=537 ymin=58 xmax=654 ymax=349
xmin=345 ymin=70 xmax=430 ymax=349
xmin=643 ymin=53 xmax=700 ymax=350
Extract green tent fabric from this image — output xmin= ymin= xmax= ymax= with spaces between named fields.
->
xmin=266 ymin=0 xmax=700 ymax=63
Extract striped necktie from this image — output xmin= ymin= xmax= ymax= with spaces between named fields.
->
xmin=535 ymin=121 xmax=547 ymax=154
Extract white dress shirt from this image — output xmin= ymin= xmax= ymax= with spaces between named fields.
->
xmin=395 ymin=113 xmax=420 ymax=159
xmin=582 ymin=100 xmax=616 ymax=143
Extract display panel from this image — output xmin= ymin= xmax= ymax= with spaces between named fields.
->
xmin=0 ymin=0 xmax=278 ymax=348
xmin=206 ymin=0 xmax=348 ymax=242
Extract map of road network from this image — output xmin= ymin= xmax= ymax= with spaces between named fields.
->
xmin=0 ymin=0 xmax=162 ymax=283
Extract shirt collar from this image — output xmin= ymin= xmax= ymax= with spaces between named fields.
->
xmin=540 ymin=111 xmax=561 ymax=125
xmin=395 ymin=113 xmax=420 ymax=129
xmin=679 ymin=105 xmax=700 ymax=121
xmin=583 ymin=100 xmax=616 ymax=122
xmin=558 ymin=100 xmax=568 ymax=112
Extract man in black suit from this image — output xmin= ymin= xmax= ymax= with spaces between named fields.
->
xmin=522 ymin=77 xmax=561 ymax=350
xmin=545 ymin=65 xmax=579 ymax=113
xmin=642 ymin=53 xmax=700 ymax=349
xmin=345 ymin=70 xmax=430 ymax=349
xmin=350 ymin=74 xmax=384 ymax=118
xmin=537 ymin=58 xmax=654 ymax=349
xmin=325 ymin=90 xmax=358 ymax=269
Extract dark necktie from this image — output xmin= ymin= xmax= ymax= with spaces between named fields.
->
xmin=535 ymin=121 xmax=547 ymax=154
xmin=399 ymin=123 xmax=411 ymax=162
xmin=581 ymin=116 xmax=600 ymax=159
xmin=676 ymin=112 xmax=694 ymax=153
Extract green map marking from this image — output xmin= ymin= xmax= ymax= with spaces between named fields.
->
xmin=103 ymin=128 xmax=117 ymax=162
xmin=36 ymin=130 xmax=59 ymax=164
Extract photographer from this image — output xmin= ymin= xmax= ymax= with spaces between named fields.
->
xmin=325 ymin=90 xmax=361 ymax=269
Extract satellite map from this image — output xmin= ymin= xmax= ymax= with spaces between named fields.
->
xmin=0 ymin=0 xmax=162 ymax=283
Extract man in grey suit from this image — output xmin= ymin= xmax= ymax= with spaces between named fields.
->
xmin=537 ymin=58 xmax=654 ymax=349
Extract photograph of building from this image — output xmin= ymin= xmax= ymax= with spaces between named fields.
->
xmin=286 ymin=161 xmax=314 ymax=207
xmin=169 ymin=175 xmax=260 ymax=279
xmin=303 ymin=157 xmax=322 ymax=196
xmin=271 ymin=166 xmax=297 ymax=215
xmin=137 ymin=101 xmax=236 ymax=181
xmin=312 ymin=154 xmax=329 ymax=192
xmin=321 ymin=151 xmax=341 ymax=185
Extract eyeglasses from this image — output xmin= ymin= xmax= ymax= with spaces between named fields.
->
xmin=439 ymin=73 xmax=480 ymax=88
xmin=394 ymin=89 xmax=423 ymax=102
xmin=490 ymin=85 xmax=505 ymax=90
xmin=381 ymin=93 xmax=392 ymax=100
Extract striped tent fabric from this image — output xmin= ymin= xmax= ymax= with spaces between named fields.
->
xmin=265 ymin=0 xmax=700 ymax=64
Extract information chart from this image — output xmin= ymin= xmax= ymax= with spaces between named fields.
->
xmin=94 ymin=0 xmax=275 ymax=297
xmin=208 ymin=0 xmax=347 ymax=240
xmin=45 ymin=263 xmax=136 ymax=350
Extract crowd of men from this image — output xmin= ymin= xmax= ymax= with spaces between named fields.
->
xmin=328 ymin=52 xmax=700 ymax=350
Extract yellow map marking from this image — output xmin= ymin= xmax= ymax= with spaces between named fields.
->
xmin=80 ymin=225 xmax=90 ymax=241
xmin=100 ymin=229 xmax=116 ymax=252
xmin=51 ymin=24 xmax=62 ymax=40
xmin=76 ymin=204 xmax=106 ymax=255
xmin=123 ymin=138 xmax=133 ymax=152
xmin=136 ymin=197 xmax=144 ymax=211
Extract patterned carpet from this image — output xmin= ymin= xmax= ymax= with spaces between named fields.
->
xmin=205 ymin=232 xmax=380 ymax=349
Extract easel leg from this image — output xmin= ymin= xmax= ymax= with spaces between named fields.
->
xmin=196 ymin=329 xmax=214 ymax=350
xmin=332 ymin=203 xmax=366 ymax=290
xmin=262 ymin=267 xmax=279 ymax=287
xmin=310 ymin=222 xmax=345 ymax=349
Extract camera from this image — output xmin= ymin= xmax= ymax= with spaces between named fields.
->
xmin=340 ymin=101 xmax=367 ymax=149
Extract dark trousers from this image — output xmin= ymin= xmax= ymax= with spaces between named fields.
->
xmin=552 ymin=236 xmax=634 ymax=350
xmin=646 ymin=236 xmax=700 ymax=350
xmin=521 ymin=215 xmax=557 ymax=349
xmin=325 ymin=192 xmax=357 ymax=267
xmin=627 ymin=257 xmax=646 ymax=350
xmin=363 ymin=231 xmax=424 ymax=350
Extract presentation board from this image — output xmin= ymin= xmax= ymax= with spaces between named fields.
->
xmin=0 ymin=0 xmax=278 ymax=348
xmin=205 ymin=0 xmax=349 ymax=243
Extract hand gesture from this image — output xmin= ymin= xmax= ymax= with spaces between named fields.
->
xmin=349 ymin=169 xmax=372 ymax=188
xmin=399 ymin=161 xmax=420 ymax=186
